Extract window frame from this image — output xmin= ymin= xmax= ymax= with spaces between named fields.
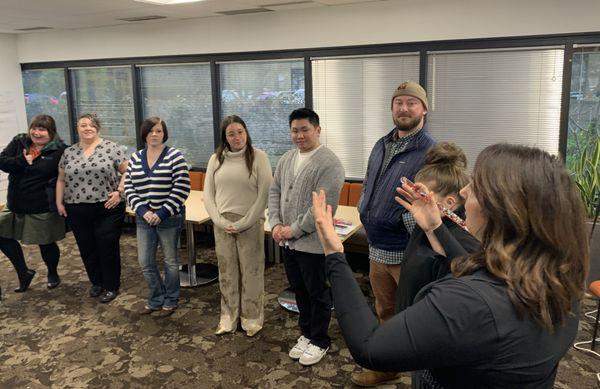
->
xmin=21 ymin=31 xmax=600 ymax=172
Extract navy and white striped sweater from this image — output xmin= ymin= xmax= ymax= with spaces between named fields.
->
xmin=124 ymin=146 xmax=190 ymax=221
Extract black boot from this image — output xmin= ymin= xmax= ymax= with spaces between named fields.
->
xmin=14 ymin=269 xmax=36 ymax=293
xmin=47 ymin=273 xmax=60 ymax=289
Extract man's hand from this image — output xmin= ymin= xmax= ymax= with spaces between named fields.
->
xmin=272 ymin=224 xmax=284 ymax=242
xmin=279 ymin=226 xmax=293 ymax=240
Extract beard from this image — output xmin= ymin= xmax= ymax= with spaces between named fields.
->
xmin=393 ymin=115 xmax=423 ymax=132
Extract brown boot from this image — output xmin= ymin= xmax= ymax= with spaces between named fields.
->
xmin=351 ymin=368 xmax=400 ymax=387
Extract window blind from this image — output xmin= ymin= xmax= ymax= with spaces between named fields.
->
xmin=312 ymin=54 xmax=420 ymax=179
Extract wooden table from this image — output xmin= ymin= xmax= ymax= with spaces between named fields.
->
xmin=179 ymin=191 xmax=219 ymax=287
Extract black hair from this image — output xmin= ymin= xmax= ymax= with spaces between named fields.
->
xmin=288 ymin=108 xmax=319 ymax=128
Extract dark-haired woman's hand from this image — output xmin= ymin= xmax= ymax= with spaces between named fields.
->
xmin=22 ymin=149 xmax=33 ymax=165
xmin=57 ymin=202 xmax=67 ymax=218
xmin=395 ymin=182 xmax=442 ymax=233
xmin=312 ymin=190 xmax=344 ymax=255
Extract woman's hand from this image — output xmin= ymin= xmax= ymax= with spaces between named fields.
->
xmin=22 ymin=149 xmax=33 ymax=165
xmin=395 ymin=181 xmax=443 ymax=233
xmin=143 ymin=211 xmax=160 ymax=226
xmin=104 ymin=191 xmax=121 ymax=209
xmin=57 ymin=203 xmax=67 ymax=217
xmin=312 ymin=190 xmax=344 ymax=255
xmin=224 ymin=225 xmax=239 ymax=234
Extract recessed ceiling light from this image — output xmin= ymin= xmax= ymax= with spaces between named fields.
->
xmin=134 ymin=0 xmax=206 ymax=5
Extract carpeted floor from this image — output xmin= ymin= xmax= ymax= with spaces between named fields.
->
xmin=0 ymin=227 xmax=599 ymax=388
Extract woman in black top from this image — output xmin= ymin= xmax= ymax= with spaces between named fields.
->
xmin=395 ymin=143 xmax=480 ymax=313
xmin=0 ymin=115 xmax=67 ymax=292
xmin=313 ymin=143 xmax=588 ymax=388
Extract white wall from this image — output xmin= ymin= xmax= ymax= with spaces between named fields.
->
xmin=17 ymin=0 xmax=600 ymax=63
xmin=0 ymin=33 xmax=27 ymax=204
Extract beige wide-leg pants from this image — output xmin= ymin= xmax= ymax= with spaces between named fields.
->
xmin=213 ymin=213 xmax=265 ymax=333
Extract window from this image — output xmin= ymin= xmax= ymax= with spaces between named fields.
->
xmin=312 ymin=54 xmax=420 ymax=179
xmin=568 ymin=46 xmax=600 ymax=168
xmin=568 ymin=45 xmax=600 ymax=217
xmin=219 ymin=60 xmax=305 ymax=167
xmin=71 ymin=66 xmax=136 ymax=154
xmin=22 ymin=69 xmax=70 ymax=143
xmin=138 ymin=63 xmax=214 ymax=168
xmin=427 ymin=48 xmax=564 ymax=168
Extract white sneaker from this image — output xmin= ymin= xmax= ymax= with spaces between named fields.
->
xmin=299 ymin=343 xmax=329 ymax=366
xmin=288 ymin=335 xmax=311 ymax=360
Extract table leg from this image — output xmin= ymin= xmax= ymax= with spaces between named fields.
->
xmin=179 ymin=222 xmax=219 ymax=287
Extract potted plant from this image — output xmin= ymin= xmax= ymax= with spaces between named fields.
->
xmin=570 ymin=135 xmax=600 ymax=283
xmin=572 ymin=135 xmax=599 ymax=222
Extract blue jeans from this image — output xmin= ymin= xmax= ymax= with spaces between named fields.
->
xmin=136 ymin=214 xmax=183 ymax=309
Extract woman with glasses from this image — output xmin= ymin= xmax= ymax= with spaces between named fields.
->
xmin=204 ymin=115 xmax=272 ymax=337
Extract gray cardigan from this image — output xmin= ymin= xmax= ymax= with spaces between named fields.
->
xmin=268 ymin=146 xmax=345 ymax=254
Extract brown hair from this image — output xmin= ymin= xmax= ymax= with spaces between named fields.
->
xmin=77 ymin=113 xmax=101 ymax=131
xmin=451 ymin=143 xmax=589 ymax=331
xmin=28 ymin=114 xmax=59 ymax=141
xmin=140 ymin=117 xmax=169 ymax=143
xmin=215 ymin=115 xmax=254 ymax=177
xmin=414 ymin=142 xmax=469 ymax=198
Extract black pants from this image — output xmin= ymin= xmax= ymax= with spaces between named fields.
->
xmin=66 ymin=202 xmax=125 ymax=291
xmin=283 ymin=248 xmax=331 ymax=349
xmin=0 ymin=237 xmax=60 ymax=280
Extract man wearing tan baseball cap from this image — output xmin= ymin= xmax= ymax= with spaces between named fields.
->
xmin=354 ymin=81 xmax=436 ymax=386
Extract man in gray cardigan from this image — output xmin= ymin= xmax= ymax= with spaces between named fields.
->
xmin=268 ymin=108 xmax=344 ymax=366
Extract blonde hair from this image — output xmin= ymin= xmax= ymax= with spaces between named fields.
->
xmin=414 ymin=142 xmax=469 ymax=198
xmin=77 ymin=113 xmax=101 ymax=131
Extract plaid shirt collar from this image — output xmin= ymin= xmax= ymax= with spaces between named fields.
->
xmin=386 ymin=126 xmax=422 ymax=146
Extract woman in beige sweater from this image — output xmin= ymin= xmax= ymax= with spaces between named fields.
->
xmin=204 ymin=115 xmax=273 ymax=337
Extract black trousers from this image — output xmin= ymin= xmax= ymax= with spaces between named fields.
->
xmin=0 ymin=237 xmax=60 ymax=280
xmin=66 ymin=202 xmax=125 ymax=291
xmin=283 ymin=248 xmax=331 ymax=349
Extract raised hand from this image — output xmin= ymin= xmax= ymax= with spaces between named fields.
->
xmin=312 ymin=190 xmax=344 ymax=255
xmin=395 ymin=181 xmax=442 ymax=233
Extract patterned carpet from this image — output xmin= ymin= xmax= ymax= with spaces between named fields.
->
xmin=0 ymin=227 xmax=599 ymax=388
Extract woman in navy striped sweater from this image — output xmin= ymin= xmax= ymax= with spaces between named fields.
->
xmin=124 ymin=117 xmax=190 ymax=317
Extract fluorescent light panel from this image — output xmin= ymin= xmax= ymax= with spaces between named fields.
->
xmin=134 ymin=0 xmax=206 ymax=5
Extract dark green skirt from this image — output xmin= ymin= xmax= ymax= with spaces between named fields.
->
xmin=0 ymin=208 xmax=66 ymax=245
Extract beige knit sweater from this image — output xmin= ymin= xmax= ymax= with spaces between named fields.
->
xmin=204 ymin=147 xmax=272 ymax=232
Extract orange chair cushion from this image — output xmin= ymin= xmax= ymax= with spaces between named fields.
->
xmin=590 ymin=280 xmax=600 ymax=297
xmin=347 ymin=183 xmax=363 ymax=206
xmin=339 ymin=183 xmax=350 ymax=206
xmin=189 ymin=171 xmax=204 ymax=191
